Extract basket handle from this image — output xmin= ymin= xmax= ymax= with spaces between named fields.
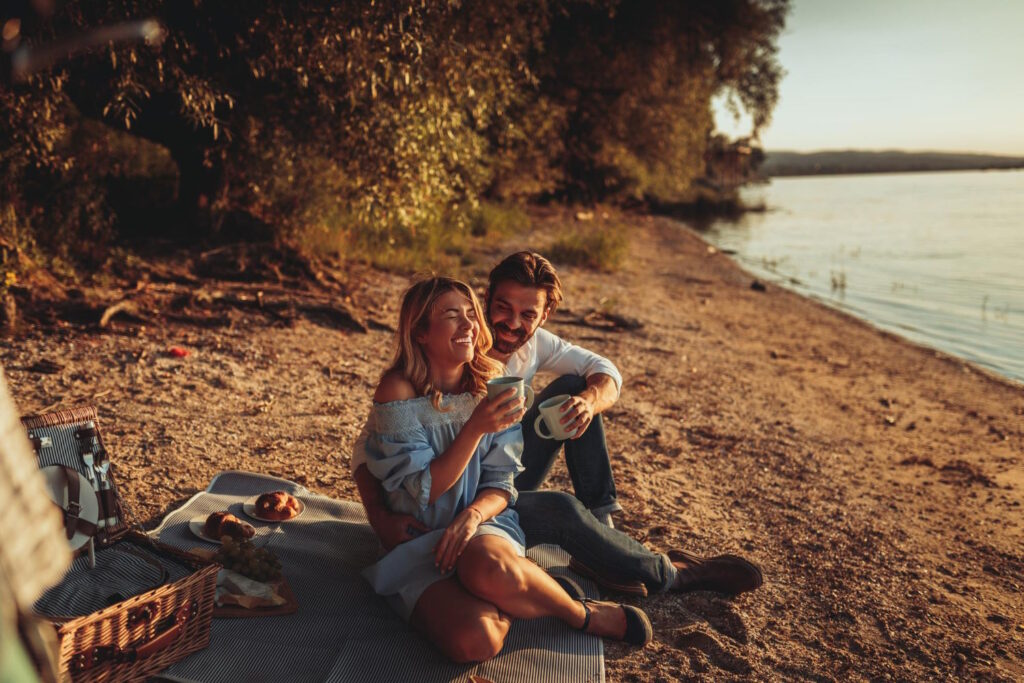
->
xmin=69 ymin=600 xmax=198 ymax=674
xmin=134 ymin=600 xmax=196 ymax=659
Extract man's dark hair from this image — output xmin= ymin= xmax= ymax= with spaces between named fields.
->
xmin=487 ymin=251 xmax=563 ymax=314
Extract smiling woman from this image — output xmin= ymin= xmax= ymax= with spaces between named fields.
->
xmin=356 ymin=276 xmax=653 ymax=662
xmin=385 ymin=277 xmax=502 ymax=410
xmin=415 ymin=290 xmax=482 ymax=374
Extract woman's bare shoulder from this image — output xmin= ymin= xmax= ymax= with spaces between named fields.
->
xmin=374 ymin=371 xmax=418 ymax=403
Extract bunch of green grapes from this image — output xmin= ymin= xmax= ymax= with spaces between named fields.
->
xmin=214 ymin=537 xmax=283 ymax=583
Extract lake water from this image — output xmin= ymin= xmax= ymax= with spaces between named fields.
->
xmin=696 ymin=170 xmax=1024 ymax=384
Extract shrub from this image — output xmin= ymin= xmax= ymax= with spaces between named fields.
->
xmin=548 ymin=226 xmax=628 ymax=272
xmin=469 ymin=203 xmax=532 ymax=238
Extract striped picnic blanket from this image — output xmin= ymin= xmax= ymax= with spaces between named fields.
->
xmin=152 ymin=471 xmax=604 ymax=683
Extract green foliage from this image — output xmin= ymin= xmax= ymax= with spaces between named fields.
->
xmin=538 ymin=0 xmax=787 ymax=204
xmin=548 ymin=227 xmax=628 ymax=272
xmin=469 ymin=203 xmax=532 ymax=238
xmin=1 ymin=0 xmax=788 ymax=272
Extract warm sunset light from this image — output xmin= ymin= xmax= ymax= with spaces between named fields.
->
xmin=1 ymin=3 xmax=1021 ymax=682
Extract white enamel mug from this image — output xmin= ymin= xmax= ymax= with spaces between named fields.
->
xmin=486 ymin=376 xmax=534 ymax=414
xmin=533 ymin=394 xmax=579 ymax=440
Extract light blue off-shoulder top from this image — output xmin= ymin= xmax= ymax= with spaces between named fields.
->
xmin=360 ymin=393 xmax=525 ymax=620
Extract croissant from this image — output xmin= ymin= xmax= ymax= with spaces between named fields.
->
xmin=204 ymin=511 xmax=255 ymax=540
xmin=255 ymin=491 xmax=301 ymax=520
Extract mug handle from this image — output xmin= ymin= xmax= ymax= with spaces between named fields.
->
xmin=522 ymin=385 xmax=534 ymax=411
xmin=534 ymin=414 xmax=554 ymax=440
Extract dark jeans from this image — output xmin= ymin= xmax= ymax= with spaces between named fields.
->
xmin=514 ymin=490 xmax=676 ymax=593
xmin=514 ymin=375 xmax=620 ymax=515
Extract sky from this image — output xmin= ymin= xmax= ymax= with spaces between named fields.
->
xmin=713 ymin=0 xmax=1024 ymax=155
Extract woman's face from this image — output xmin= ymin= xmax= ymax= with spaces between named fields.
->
xmin=416 ymin=289 xmax=479 ymax=369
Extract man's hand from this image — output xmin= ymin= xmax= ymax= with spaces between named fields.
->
xmin=370 ymin=509 xmax=430 ymax=551
xmin=559 ymin=394 xmax=595 ymax=440
xmin=434 ymin=507 xmax=483 ymax=573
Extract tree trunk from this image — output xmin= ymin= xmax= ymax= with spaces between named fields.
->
xmin=166 ymin=144 xmax=229 ymax=241
xmin=1 ymin=292 xmax=16 ymax=334
xmin=64 ymin=78 xmax=228 ymax=241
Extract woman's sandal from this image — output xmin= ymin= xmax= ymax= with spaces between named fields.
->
xmin=577 ymin=598 xmax=653 ymax=647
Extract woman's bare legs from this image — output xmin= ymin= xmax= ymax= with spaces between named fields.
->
xmin=456 ymin=534 xmax=628 ymax=639
xmin=410 ymin=577 xmax=512 ymax=663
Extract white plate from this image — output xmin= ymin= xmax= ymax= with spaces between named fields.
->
xmin=242 ymin=494 xmax=304 ymax=522
xmin=40 ymin=466 xmax=99 ymax=552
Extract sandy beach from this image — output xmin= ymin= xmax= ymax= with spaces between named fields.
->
xmin=3 ymin=208 xmax=1022 ymax=681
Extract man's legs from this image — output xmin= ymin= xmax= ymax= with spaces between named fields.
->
xmin=515 ymin=491 xmax=765 ymax=597
xmin=515 ymin=375 xmax=621 ymax=517
xmin=515 ymin=490 xmax=676 ymax=593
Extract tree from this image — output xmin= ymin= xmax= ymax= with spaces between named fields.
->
xmin=1 ymin=0 xmax=789 ymax=259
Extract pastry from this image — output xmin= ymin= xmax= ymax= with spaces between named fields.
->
xmin=204 ymin=511 xmax=255 ymax=541
xmin=254 ymin=491 xmax=301 ymax=520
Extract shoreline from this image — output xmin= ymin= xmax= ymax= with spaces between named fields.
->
xmin=683 ymin=218 xmax=1024 ymax=390
xmin=2 ymin=207 xmax=1022 ymax=680
xmin=700 ymin=169 xmax=1024 ymax=389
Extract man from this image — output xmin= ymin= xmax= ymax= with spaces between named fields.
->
xmin=486 ymin=251 xmax=622 ymax=526
xmin=352 ymin=252 xmax=762 ymax=597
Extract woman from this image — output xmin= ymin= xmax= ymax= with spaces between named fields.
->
xmin=361 ymin=277 xmax=652 ymax=662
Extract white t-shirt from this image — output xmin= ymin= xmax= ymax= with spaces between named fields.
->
xmin=503 ymin=327 xmax=622 ymax=394
xmin=349 ymin=327 xmax=621 ymax=472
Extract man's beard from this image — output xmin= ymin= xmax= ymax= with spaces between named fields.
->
xmin=490 ymin=322 xmax=529 ymax=354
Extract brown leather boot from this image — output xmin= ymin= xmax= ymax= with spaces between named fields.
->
xmin=669 ymin=549 xmax=764 ymax=595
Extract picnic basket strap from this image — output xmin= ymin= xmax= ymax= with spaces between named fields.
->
xmin=54 ymin=465 xmax=98 ymax=540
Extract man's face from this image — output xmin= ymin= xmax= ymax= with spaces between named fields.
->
xmin=488 ymin=281 xmax=550 ymax=355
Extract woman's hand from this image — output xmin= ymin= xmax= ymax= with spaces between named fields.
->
xmin=466 ymin=388 xmax=525 ymax=436
xmin=434 ymin=507 xmax=484 ymax=573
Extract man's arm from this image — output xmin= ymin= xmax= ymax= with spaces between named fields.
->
xmin=532 ymin=328 xmax=622 ymax=436
xmin=354 ymin=464 xmax=428 ymax=550
xmin=533 ymin=328 xmax=623 ymax=404
xmin=580 ymin=372 xmax=618 ymax=414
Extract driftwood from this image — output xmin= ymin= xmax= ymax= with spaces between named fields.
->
xmin=11 ymin=240 xmax=367 ymax=336
xmin=26 ymin=360 xmax=64 ymax=374
xmin=554 ymin=308 xmax=643 ymax=332
xmin=98 ymin=299 xmax=155 ymax=327
xmin=194 ymin=242 xmax=346 ymax=293
xmin=198 ymin=291 xmax=368 ymax=333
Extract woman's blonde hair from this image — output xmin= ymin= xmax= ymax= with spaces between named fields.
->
xmin=384 ymin=277 xmax=503 ymax=410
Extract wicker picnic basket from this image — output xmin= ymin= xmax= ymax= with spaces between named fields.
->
xmin=23 ymin=405 xmax=218 ymax=683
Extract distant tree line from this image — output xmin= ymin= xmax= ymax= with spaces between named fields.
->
xmin=1 ymin=0 xmax=788 ymax=268
xmin=760 ymin=150 xmax=1024 ymax=177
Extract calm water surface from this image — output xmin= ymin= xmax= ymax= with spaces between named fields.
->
xmin=697 ymin=170 xmax=1024 ymax=384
